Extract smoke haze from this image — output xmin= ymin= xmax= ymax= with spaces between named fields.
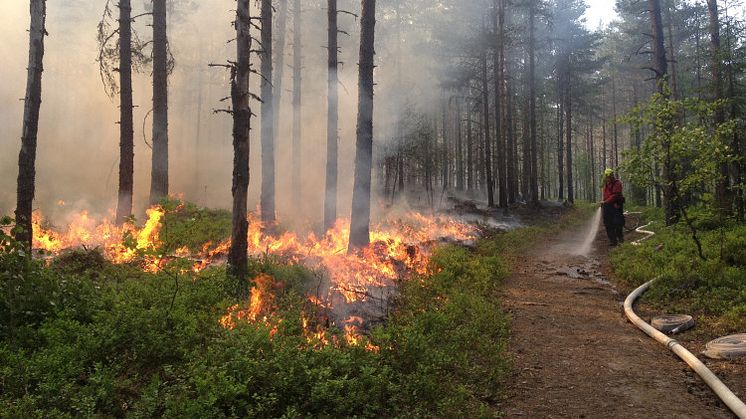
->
xmin=0 ymin=0 xmax=440 ymax=228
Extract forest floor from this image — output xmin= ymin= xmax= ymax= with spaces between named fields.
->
xmin=498 ymin=212 xmax=741 ymax=418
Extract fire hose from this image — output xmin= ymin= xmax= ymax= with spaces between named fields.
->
xmin=623 ymin=223 xmax=746 ymax=418
xmin=625 ymin=282 xmax=746 ymax=418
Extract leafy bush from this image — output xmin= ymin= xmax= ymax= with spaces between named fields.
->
xmin=158 ymin=199 xmax=232 ymax=253
xmin=611 ymin=216 xmax=746 ymax=333
xmin=0 ymin=216 xmax=513 ymax=418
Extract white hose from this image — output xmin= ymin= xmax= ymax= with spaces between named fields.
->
xmin=632 ymin=222 xmax=656 ymax=246
xmin=624 ymin=280 xmax=746 ymax=418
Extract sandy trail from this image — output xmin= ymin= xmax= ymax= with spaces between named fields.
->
xmin=499 ymin=213 xmax=734 ymax=418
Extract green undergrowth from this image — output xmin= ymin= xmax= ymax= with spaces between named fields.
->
xmin=610 ymin=207 xmax=746 ymax=333
xmin=158 ymin=199 xmax=232 ymax=253
xmin=486 ymin=201 xmax=596 ymax=259
xmin=0 ymin=204 xmax=513 ymax=418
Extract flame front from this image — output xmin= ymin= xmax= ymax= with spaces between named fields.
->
xmin=32 ymin=207 xmax=165 ymax=270
xmin=29 ymin=204 xmax=478 ymax=350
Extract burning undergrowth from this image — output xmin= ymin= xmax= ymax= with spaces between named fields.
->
xmin=28 ymin=199 xmax=483 ymax=349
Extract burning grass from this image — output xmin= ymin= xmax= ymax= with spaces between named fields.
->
xmin=27 ymin=199 xmax=483 ymax=346
xmin=1 ymin=201 xmax=511 ymax=417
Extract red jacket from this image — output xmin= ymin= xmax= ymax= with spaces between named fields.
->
xmin=603 ymin=178 xmax=624 ymax=208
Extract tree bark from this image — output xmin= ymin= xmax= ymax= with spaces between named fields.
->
xmin=149 ymin=0 xmax=169 ymax=205
xmin=506 ymin=64 xmax=516 ymax=204
xmin=228 ymin=0 xmax=252 ymax=281
xmin=260 ymin=0 xmax=276 ymax=224
xmin=291 ymin=0 xmax=303 ymax=211
xmin=708 ymin=0 xmax=730 ymax=214
xmin=15 ymin=0 xmax=47 ymax=248
xmin=324 ymin=0 xmax=339 ymax=231
xmin=528 ymin=0 xmax=539 ymax=205
xmin=650 ymin=0 xmax=677 ymax=224
xmin=481 ymin=49 xmax=495 ymax=207
xmin=565 ymin=76 xmax=574 ymax=203
xmin=494 ymin=0 xmax=507 ymax=208
xmin=557 ymin=71 xmax=564 ymax=201
xmin=116 ymin=0 xmax=134 ymax=224
xmin=348 ymin=0 xmax=376 ymax=251
xmin=455 ymin=99 xmax=464 ymax=190
xmin=272 ymin=0 xmax=288 ymax=137
xmin=611 ymin=74 xmax=619 ymax=169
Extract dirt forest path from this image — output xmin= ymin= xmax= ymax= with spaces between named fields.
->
xmin=499 ymin=212 xmax=735 ymax=418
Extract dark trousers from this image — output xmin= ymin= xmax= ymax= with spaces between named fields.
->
xmin=602 ymin=203 xmax=625 ymax=245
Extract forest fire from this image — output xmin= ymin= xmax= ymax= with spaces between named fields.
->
xmin=30 ymin=204 xmax=479 ymax=347
xmin=32 ymin=207 xmax=165 ymax=271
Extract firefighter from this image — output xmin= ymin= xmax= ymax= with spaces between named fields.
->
xmin=600 ymin=168 xmax=625 ymax=246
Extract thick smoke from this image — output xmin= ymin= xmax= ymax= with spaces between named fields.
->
xmin=0 ymin=0 xmax=440 ymax=228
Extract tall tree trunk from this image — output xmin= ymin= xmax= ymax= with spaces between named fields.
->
xmin=557 ymin=74 xmax=564 ymax=201
xmin=650 ymin=0 xmax=677 ymax=224
xmin=708 ymin=0 xmax=730 ymax=214
xmin=349 ymin=0 xmax=376 ymax=251
xmin=149 ymin=0 xmax=168 ymax=205
xmin=494 ymin=0 xmax=507 ymax=208
xmin=611 ymin=74 xmax=619 ymax=169
xmin=116 ymin=0 xmax=134 ymax=224
xmin=260 ymin=0 xmax=275 ymax=224
xmin=725 ymin=17 xmax=744 ymax=220
xmin=590 ymin=114 xmax=596 ymax=201
xmin=506 ymin=66 xmax=516 ymax=204
xmin=456 ymin=99 xmax=464 ymax=190
xmin=565 ymin=76 xmax=574 ymax=204
xmin=324 ymin=0 xmax=339 ymax=231
xmin=228 ymin=0 xmax=252 ymax=282
xmin=291 ymin=0 xmax=303 ymax=211
xmin=481 ymin=49 xmax=495 ymax=207
xmin=528 ymin=0 xmax=538 ymax=205
xmin=521 ymin=98 xmax=530 ymax=200
xmin=665 ymin=0 xmax=679 ymax=99
xmin=15 ymin=0 xmax=47 ymax=248
xmin=467 ymin=109 xmax=474 ymax=191
xmin=272 ymin=0 xmax=288 ymax=136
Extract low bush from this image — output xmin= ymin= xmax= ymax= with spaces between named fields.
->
xmin=610 ymin=212 xmax=746 ymax=333
xmin=0 ymin=214 xmax=512 ymax=417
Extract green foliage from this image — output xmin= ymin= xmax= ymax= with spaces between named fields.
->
xmin=622 ymin=86 xmax=738 ymax=216
xmin=611 ymin=210 xmax=746 ymax=333
xmin=0 ymin=211 xmax=513 ymax=418
xmin=158 ymin=199 xmax=232 ymax=253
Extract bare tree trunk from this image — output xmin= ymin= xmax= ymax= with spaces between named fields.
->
xmin=291 ymin=0 xmax=303 ymax=211
xmin=467 ymin=110 xmax=474 ymax=191
xmin=708 ymin=0 xmax=730 ymax=214
xmin=260 ymin=0 xmax=275 ymax=224
xmin=528 ymin=0 xmax=539 ymax=205
xmin=611 ymin=76 xmax=619 ymax=169
xmin=228 ymin=0 xmax=252 ymax=282
xmin=456 ymin=99 xmax=464 ymax=191
xmin=272 ymin=0 xmax=288 ymax=136
xmin=494 ymin=0 xmax=507 ymax=208
xmin=481 ymin=49 xmax=495 ymax=207
xmin=116 ymin=0 xmax=134 ymax=224
xmin=15 ymin=0 xmax=47 ymax=248
xmin=565 ymin=77 xmax=574 ymax=203
xmin=665 ymin=0 xmax=680 ymax=99
xmin=557 ymin=75 xmax=564 ymax=201
xmin=590 ymin=114 xmax=597 ymax=201
xmin=324 ymin=0 xmax=339 ymax=231
xmin=349 ymin=0 xmax=376 ymax=251
xmin=506 ymin=65 xmax=516 ymax=204
xmin=650 ymin=0 xmax=677 ymax=224
xmin=149 ymin=0 xmax=169 ymax=205
xmin=521 ymin=97 xmax=530 ymax=201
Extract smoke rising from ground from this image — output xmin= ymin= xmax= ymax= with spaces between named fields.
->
xmin=0 ymin=0 xmax=441 ymax=228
